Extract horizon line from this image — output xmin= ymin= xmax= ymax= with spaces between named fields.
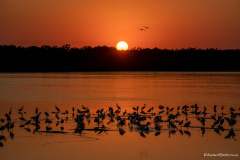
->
xmin=1 ymin=44 xmax=240 ymax=50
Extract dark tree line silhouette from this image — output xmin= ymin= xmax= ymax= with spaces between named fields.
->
xmin=0 ymin=44 xmax=240 ymax=72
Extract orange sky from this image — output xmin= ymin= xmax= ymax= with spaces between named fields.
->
xmin=0 ymin=0 xmax=240 ymax=48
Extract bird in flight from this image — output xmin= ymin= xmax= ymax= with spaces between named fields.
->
xmin=139 ymin=26 xmax=150 ymax=31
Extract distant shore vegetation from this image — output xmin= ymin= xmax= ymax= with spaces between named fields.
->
xmin=0 ymin=44 xmax=240 ymax=72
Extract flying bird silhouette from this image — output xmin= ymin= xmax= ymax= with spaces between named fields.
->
xmin=139 ymin=25 xmax=150 ymax=31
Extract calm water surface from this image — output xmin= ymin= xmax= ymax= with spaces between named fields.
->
xmin=0 ymin=72 xmax=240 ymax=160
xmin=0 ymin=72 xmax=240 ymax=110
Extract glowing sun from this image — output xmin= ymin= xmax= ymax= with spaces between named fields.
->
xmin=116 ymin=41 xmax=128 ymax=51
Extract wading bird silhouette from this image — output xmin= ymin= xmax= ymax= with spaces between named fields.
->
xmin=0 ymin=104 xmax=239 ymax=148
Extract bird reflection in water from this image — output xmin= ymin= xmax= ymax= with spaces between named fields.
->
xmin=0 ymin=104 xmax=240 ymax=147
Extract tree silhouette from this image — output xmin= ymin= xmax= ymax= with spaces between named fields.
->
xmin=0 ymin=44 xmax=239 ymax=72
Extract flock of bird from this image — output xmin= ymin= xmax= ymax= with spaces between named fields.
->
xmin=0 ymin=104 xmax=240 ymax=147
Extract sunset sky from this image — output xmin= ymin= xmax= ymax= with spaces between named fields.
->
xmin=1 ymin=0 xmax=240 ymax=49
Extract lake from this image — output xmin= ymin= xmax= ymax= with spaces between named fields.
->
xmin=0 ymin=72 xmax=240 ymax=160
